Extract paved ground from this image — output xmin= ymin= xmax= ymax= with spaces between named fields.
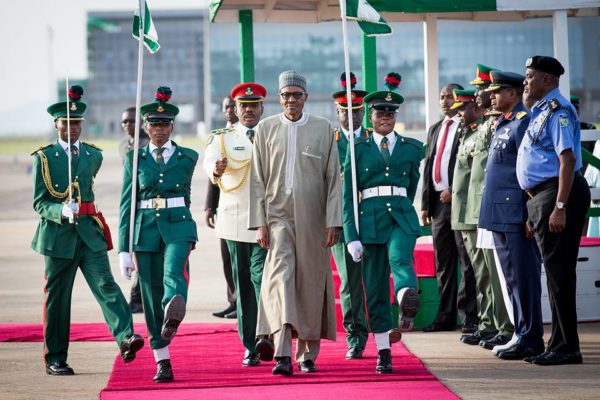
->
xmin=1 ymin=143 xmax=598 ymax=400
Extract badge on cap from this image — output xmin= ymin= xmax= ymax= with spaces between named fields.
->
xmin=157 ymin=105 xmax=164 ymax=112
xmin=245 ymin=86 xmax=254 ymax=96
xmin=385 ymin=93 xmax=392 ymax=101
xmin=70 ymin=102 xmax=77 ymax=111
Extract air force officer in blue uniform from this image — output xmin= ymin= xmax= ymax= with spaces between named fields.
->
xmin=479 ymin=71 xmax=545 ymax=361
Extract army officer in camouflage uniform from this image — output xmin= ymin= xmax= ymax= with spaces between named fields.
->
xmin=33 ymin=86 xmax=143 ymax=376
xmin=118 ymin=87 xmax=199 ymax=383
xmin=343 ymin=73 xmax=423 ymax=374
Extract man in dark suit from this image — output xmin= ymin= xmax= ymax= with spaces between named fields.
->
xmin=205 ymin=96 xmax=239 ymax=319
xmin=421 ymin=84 xmax=478 ymax=333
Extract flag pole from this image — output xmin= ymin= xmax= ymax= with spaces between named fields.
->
xmin=128 ymin=0 xmax=145 ymax=253
xmin=339 ymin=0 xmax=360 ymax=235
xmin=65 ymin=76 xmax=74 ymax=224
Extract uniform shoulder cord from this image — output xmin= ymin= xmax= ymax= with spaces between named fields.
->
xmin=217 ymin=133 xmax=251 ymax=193
xmin=36 ymin=150 xmax=80 ymax=201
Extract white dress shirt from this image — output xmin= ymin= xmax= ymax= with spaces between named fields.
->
xmin=372 ymin=131 xmax=397 ymax=155
xmin=148 ymin=140 xmax=176 ymax=165
xmin=432 ymin=115 xmax=460 ymax=191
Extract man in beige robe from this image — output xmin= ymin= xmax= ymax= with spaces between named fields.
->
xmin=249 ymin=70 xmax=341 ymax=376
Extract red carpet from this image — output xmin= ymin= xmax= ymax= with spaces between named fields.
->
xmin=0 ymin=322 xmax=235 ymax=342
xmin=1 ymin=323 xmax=457 ymax=399
xmin=99 ymin=323 xmax=458 ymax=400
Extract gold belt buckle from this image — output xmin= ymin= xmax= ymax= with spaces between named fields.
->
xmin=153 ymin=198 xmax=166 ymax=209
xmin=379 ymin=186 xmax=392 ymax=196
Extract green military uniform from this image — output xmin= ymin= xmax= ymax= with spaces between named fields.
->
xmin=33 ymin=86 xmax=134 ymax=368
xmin=342 ymin=76 xmax=423 ymax=335
xmin=465 ymin=113 xmax=513 ymax=339
xmin=331 ymin=73 xmax=369 ymax=356
xmin=118 ymin=87 xmax=198 ymax=351
xmin=465 ymin=69 xmax=514 ymax=342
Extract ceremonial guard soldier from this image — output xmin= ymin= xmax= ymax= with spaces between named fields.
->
xmin=479 ymin=71 xmax=545 ymax=361
xmin=464 ymin=65 xmax=515 ymax=352
xmin=343 ymin=73 xmax=423 ymax=373
xmin=331 ymin=72 xmax=370 ymax=360
xmin=118 ymin=87 xmax=199 ymax=382
xmin=33 ymin=86 xmax=143 ymax=375
xmin=518 ymin=56 xmax=590 ymax=365
xmin=203 ymin=82 xmax=268 ymax=367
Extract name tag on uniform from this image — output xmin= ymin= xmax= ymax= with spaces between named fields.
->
xmin=234 ymin=146 xmax=245 ymax=151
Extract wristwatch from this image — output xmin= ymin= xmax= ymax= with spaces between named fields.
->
xmin=555 ymin=201 xmax=566 ymax=210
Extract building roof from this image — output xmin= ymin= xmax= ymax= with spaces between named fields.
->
xmin=210 ymin=0 xmax=599 ymax=23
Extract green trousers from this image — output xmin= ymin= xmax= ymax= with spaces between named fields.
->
xmin=43 ymin=238 xmax=133 ymax=364
xmin=331 ymin=241 xmax=368 ymax=350
xmin=362 ymin=225 xmax=417 ymax=333
xmin=135 ymin=241 xmax=193 ymax=349
xmin=226 ymin=240 xmax=266 ymax=353
xmin=461 ymin=230 xmax=513 ymax=336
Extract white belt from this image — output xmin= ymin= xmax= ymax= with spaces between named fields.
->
xmin=361 ymin=186 xmax=407 ymax=200
xmin=138 ymin=197 xmax=185 ymax=209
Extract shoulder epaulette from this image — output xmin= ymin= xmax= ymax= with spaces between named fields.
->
xmin=401 ymin=136 xmax=425 ymax=149
xmin=334 ymin=127 xmax=341 ymax=142
xmin=210 ymin=127 xmax=235 ymax=135
xmin=82 ymin=141 xmax=102 ymax=151
xmin=179 ymin=147 xmax=199 ymax=161
xmin=30 ymin=143 xmax=52 ymax=156
xmin=354 ymin=137 xmax=369 ymax=145
xmin=516 ymin=111 xmax=528 ymax=120
xmin=549 ymin=98 xmax=561 ymax=112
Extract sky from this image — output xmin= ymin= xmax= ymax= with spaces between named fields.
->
xmin=0 ymin=0 xmax=207 ymax=136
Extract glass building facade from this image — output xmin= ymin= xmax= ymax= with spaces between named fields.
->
xmin=86 ymin=10 xmax=206 ymax=136
xmin=210 ymin=16 xmax=600 ymax=131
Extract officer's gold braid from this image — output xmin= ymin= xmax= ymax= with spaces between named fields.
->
xmin=216 ymin=133 xmax=251 ymax=193
xmin=36 ymin=150 xmax=80 ymax=201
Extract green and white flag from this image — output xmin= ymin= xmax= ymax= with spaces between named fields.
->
xmin=345 ymin=0 xmax=392 ymax=37
xmin=132 ymin=1 xmax=160 ymax=54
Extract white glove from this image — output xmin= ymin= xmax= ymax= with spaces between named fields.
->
xmin=119 ymin=252 xmax=135 ymax=280
xmin=61 ymin=202 xmax=79 ymax=221
xmin=347 ymin=240 xmax=363 ymax=262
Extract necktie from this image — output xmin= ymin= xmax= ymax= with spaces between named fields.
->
xmin=154 ymin=147 xmax=165 ymax=168
xmin=246 ymin=129 xmax=255 ymax=143
xmin=433 ymin=119 xmax=453 ymax=184
xmin=380 ymin=136 xmax=391 ymax=163
xmin=70 ymin=145 xmax=79 ymax=171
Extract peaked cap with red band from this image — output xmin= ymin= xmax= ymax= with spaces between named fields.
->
xmin=231 ymin=82 xmax=267 ymax=103
xmin=469 ymin=64 xmax=497 ymax=87
xmin=331 ymin=72 xmax=368 ymax=109
xmin=450 ymin=88 xmax=477 ymax=110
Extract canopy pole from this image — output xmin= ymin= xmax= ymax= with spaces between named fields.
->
xmin=423 ymin=13 xmax=439 ymax=129
xmin=239 ymin=10 xmax=255 ymax=82
xmin=361 ymin=32 xmax=377 ymax=128
xmin=552 ymin=10 xmax=570 ymax=98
